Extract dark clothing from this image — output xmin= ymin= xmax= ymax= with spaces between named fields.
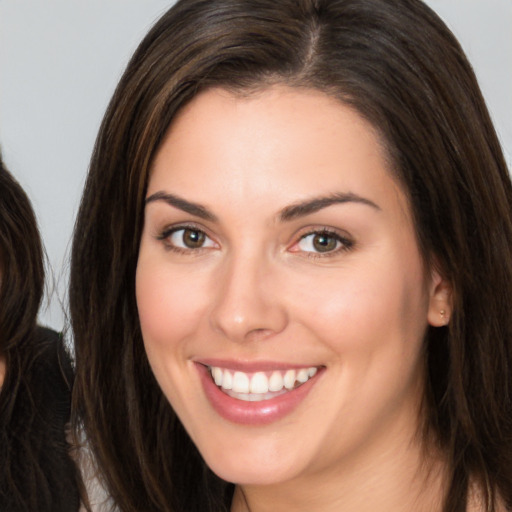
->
xmin=0 ymin=327 xmax=80 ymax=512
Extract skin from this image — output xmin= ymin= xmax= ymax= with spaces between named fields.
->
xmin=136 ymin=85 xmax=452 ymax=511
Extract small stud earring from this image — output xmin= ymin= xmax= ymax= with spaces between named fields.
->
xmin=439 ymin=309 xmax=449 ymax=325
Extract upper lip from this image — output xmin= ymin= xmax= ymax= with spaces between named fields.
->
xmin=194 ymin=358 xmax=322 ymax=373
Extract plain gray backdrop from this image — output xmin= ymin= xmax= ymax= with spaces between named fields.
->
xmin=0 ymin=0 xmax=511 ymax=331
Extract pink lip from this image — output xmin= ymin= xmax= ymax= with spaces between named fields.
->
xmin=195 ymin=362 xmax=323 ymax=425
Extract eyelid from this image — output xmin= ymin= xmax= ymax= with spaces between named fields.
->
xmin=157 ymin=221 xmax=205 ymax=239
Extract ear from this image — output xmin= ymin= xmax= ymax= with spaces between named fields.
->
xmin=427 ymin=268 xmax=453 ymax=327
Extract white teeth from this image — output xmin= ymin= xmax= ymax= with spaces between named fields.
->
xmin=268 ymin=371 xmax=284 ymax=392
xmin=223 ymin=370 xmax=233 ymax=390
xmin=232 ymin=371 xmax=250 ymax=393
xmin=250 ymin=372 xmax=268 ymax=394
xmin=209 ymin=365 xmax=319 ymax=400
xmin=297 ymin=368 xmax=309 ymax=383
xmin=212 ymin=366 xmax=223 ymax=386
xmin=283 ymin=369 xmax=296 ymax=390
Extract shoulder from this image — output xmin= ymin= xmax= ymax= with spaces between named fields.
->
xmin=27 ymin=327 xmax=75 ymax=435
xmin=0 ymin=326 xmax=80 ymax=512
xmin=31 ymin=326 xmax=74 ymax=405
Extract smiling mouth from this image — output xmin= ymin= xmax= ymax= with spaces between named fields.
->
xmin=207 ymin=366 xmax=319 ymax=402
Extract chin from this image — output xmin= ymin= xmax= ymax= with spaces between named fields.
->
xmin=208 ymin=459 xmax=298 ymax=486
xmin=195 ymin=433 xmax=307 ymax=486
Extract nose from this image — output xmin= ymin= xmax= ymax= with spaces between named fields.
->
xmin=209 ymin=251 xmax=288 ymax=343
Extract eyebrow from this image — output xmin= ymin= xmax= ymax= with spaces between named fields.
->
xmin=278 ymin=192 xmax=380 ymax=221
xmin=145 ymin=191 xmax=218 ymax=222
xmin=145 ymin=190 xmax=380 ymax=223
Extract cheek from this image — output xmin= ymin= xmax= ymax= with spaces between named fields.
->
xmin=135 ymin=258 xmax=208 ymax=354
xmin=135 ymin=257 xmax=211 ymax=416
xmin=288 ymin=251 xmax=429 ymax=359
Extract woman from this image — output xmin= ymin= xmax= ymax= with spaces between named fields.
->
xmin=70 ymin=0 xmax=512 ymax=510
xmin=0 ymin=157 xmax=80 ymax=511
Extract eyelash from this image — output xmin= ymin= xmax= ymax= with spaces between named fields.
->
xmin=156 ymin=225 xmax=354 ymax=258
xmin=293 ymin=228 xmax=354 ymax=259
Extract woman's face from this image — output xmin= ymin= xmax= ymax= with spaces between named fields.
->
xmin=136 ymin=85 xmax=448 ymax=487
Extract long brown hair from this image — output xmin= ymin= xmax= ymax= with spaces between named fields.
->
xmin=70 ymin=1 xmax=512 ymax=510
xmin=0 ymin=159 xmax=44 ymax=367
xmin=0 ymin=157 xmax=80 ymax=511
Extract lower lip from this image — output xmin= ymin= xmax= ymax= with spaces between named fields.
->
xmin=196 ymin=364 xmax=322 ymax=425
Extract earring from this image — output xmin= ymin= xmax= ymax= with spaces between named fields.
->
xmin=440 ymin=309 xmax=448 ymax=324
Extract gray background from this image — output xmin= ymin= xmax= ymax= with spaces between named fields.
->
xmin=0 ymin=0 xmax=511 ymax=331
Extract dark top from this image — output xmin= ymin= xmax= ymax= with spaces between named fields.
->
xmin=0 ymin=327 xmax=80 ymax=512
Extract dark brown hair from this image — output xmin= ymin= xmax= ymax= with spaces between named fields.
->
xmin=0 ymin=158 xmax=80 ymax=511
xmin=0 ymin=159 xmax=44 ymax=361
xmin=70 ymin=1 xmax=512 ymax=510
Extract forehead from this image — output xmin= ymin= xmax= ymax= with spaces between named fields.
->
xmin=149 ymin=85 xmax=408 ymax=221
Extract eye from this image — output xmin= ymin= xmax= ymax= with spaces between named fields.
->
xmin=294 ymin=230 xmax=353 ymax=255
xmin=160 ymin=227 xmax=216 ymax=251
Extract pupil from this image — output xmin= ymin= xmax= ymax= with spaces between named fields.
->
xmin=313 ymin=233 xmax=336 ymax=252
xmin=183 ymin=229 xmax=205 ymax=248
